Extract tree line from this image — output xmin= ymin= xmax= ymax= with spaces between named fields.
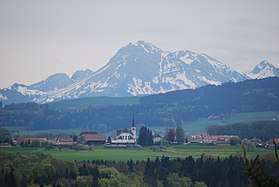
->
xmin=137 ymin=126 xmax=185 ymax=146
xmin=1 ymin=150 xmax=279 ymax=187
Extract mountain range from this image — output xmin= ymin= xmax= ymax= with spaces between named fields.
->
xmin=0 ymin=40 xmax=278 ymax=104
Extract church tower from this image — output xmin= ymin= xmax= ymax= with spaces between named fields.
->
xmin=130 ymin=116 xmax=136 ymax=141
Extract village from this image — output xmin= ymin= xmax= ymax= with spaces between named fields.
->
xmin=2 ymin=118 xmax=278 ymax=150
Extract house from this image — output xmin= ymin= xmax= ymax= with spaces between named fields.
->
xmin=53 ymin=136 xmax=76 ymax=146
xmin=112 ymin=118 xmax=137 ymax=144
xmin=80 ymin=132 xmax=106 ymax=145
xmin=188 ymin=134 xmax=204 ymax=143
xmin=153 ymin=133 xmax=163 ymax=145
xmin=251 ymin=137 xmax=263 ymax=147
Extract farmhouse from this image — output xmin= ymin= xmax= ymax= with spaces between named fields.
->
xmin=112 ymin=118 xmax=137 ymax=144
xmin=16 ymin=138 xmax=47 ymax=145
xmin=80 ymin=132 xmax=106 ymax=145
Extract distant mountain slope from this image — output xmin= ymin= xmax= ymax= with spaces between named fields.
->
xmin=246 ymin=60 xmax=279 ymax=79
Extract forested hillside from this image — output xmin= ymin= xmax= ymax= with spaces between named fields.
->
xmin=0 ymin=77 xmax=278 ymax=131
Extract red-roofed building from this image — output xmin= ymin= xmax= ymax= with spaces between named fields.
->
xmin=80 ymin=132 xmax=106 ymax=145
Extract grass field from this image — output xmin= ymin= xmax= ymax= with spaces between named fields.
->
xmin=48 ymin=96 xmax=141 ymax=110
xmin=0 ymin=144 xmax=274 ymax=162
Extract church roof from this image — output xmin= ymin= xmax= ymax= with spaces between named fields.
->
xmin=117 ymin=129 xmax=134 ymax=136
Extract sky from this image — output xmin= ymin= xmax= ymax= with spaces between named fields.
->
xmin=0 ymin=0 xmax=279 ymax=88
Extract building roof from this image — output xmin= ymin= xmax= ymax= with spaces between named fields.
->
xmin=80 ymin=131 xmax=98 ymax=136
xmin=191 ymin=134 xmax=203 ymax=138
xmin=209 ymin=135 xmax=239 ymax=140
xmin=57 ymin=138 xmax=73 ymax=142
xmin=117 ymin=129 xmax=134 ymax=136
xmin=153 ymin=134 xmax=163 ymax=138
xmin=82 ymin=134 xmax=106 ymax=142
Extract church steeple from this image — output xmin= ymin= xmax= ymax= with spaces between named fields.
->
xmin=131 ymin=115 xmax=136 ymax=127
xmin=131 ymin=116 xmax=136 ymax=141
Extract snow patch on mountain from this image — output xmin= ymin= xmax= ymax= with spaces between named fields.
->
xmin=0 ymin=93 xmax=7 ymax=100
xmin=17 ymin=85 xmax=45 ymax=96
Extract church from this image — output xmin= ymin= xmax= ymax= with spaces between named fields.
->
xmin=112 ymin=118 xmax=137 ymax=144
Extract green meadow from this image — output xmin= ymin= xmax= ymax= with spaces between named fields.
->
xmin=0 ymin=144 xmax=274 ymax=162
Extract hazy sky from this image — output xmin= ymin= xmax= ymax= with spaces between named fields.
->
xmin=0 ymin=0 xmax=279 ymax=88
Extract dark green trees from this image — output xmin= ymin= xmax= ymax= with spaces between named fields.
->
xmin=176 ymin=125 xmax=185 ymax=144
xmin=138 ymin=126 xmax=153 ymax=146
xmin=0 ymin=128 xmax=12 ymax=144
xmin=167 ymin=128 xmax=176 ymax=143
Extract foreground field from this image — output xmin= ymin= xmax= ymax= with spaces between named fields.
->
xmin=0 ymin=144 xmax=274 ymax=161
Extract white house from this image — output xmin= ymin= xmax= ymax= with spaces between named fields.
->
xmin=112 ymin=118 xmax=137 ymax=144
xmin=153 ymin=133 xmax=163 ymax=145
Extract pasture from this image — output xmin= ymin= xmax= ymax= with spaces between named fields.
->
xmin=0 ymin=144 xmax=274 ymax=162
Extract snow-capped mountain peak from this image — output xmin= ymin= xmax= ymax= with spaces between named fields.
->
xmin=247 ymin=60 xmax=279 ymax=79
